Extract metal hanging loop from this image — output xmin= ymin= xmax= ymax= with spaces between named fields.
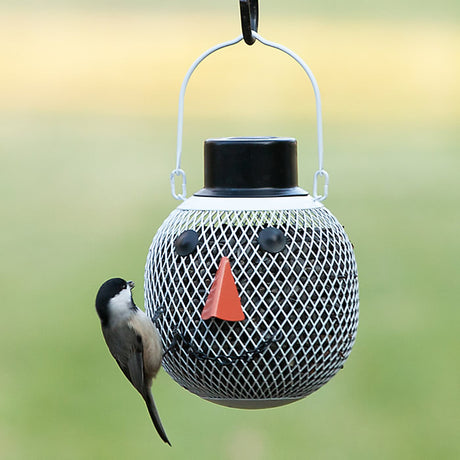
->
xmin=239 ymin=0 xmax=259 ymax=45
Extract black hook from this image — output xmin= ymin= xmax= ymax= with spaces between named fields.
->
xmin=239 ymin=0 xmax=259 ymax=45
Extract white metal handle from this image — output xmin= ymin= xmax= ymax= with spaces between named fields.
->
xmin=170 ymin=31 xmax=328 ymax=202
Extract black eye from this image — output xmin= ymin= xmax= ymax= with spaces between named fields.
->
xmin=175 ymin=230 xmax=199 ymax=256
xmin=258 ymin=227 xmax=286 ymax=254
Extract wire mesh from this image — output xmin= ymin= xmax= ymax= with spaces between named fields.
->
xmin=145 ymin=205 xmax=359 ymax=407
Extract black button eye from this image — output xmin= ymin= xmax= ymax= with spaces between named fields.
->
xmin=175 ymin=230 xmax=199 ymax=256
xmin=258 ymin=227 xmax=287 ymax=254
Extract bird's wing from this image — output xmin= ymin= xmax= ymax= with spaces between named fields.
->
xmin=103 ymin=322 xmax=171 ymax=445
xmin=103 ymin=324 xmax=146 ymax=396
xmin=126 ymin=336 xmax=147 ymax=396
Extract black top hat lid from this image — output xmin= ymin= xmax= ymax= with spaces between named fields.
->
xmin=194 ymin=137 xmax=308 ymax=198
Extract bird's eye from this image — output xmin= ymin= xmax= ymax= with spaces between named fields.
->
xmin=175 ymin=230 xmax=199 ymax=256
xmin=257 ymin=227 xmax=287 ymax=254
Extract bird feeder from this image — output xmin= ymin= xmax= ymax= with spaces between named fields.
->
xmin=145 ymin=0 xmax=359 ymax=409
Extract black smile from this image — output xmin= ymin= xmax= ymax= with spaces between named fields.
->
xmin=163 ymin=325 xmax=281 ymax=366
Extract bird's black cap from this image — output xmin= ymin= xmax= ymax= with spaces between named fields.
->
xmin=194 ymin=137 xmax=308 ymax=198
xmin=95 ymin=278 xmax=128 ymax=326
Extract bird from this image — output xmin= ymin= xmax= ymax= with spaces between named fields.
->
xmin=95 ymin=277 xmax=171 ymax=446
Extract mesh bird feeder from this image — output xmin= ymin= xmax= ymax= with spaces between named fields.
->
xmin=145 ymin=0 xmax=359 ymax=409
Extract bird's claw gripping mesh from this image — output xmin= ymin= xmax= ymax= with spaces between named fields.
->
xmin=145 ymin=206 xmax=359 ymax=408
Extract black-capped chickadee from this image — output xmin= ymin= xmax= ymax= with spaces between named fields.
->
xmin=95 ymin=278 xmax=171 ymax=446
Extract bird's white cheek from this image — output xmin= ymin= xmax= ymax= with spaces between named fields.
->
xmin=108 ymin=288 xmax=134 ymax=322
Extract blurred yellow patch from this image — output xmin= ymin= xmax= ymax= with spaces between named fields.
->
xmin=0 ymin=10 xmax=458 ymax=124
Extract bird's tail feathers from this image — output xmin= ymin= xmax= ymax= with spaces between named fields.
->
xmin=144 ymin=390 xmax=171 ymax=446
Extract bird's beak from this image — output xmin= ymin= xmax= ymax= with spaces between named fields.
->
xmin=127 ymin=280 xmax=135 ymax=290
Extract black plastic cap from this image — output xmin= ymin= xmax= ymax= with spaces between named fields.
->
xmin=194 ymin=137 xmax=308 ymax=197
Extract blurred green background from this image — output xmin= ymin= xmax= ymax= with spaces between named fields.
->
xmin=1 ymin=1 xmax=458 ymax=459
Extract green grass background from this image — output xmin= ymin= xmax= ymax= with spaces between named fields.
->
xmin=1 ymin=1 xmax=459 ymax=459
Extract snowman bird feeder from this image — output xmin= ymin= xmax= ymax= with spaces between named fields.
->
xmin=145 ymin=0 xmax=359 ymax=409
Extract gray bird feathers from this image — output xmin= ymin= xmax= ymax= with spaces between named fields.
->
xmin=95 ymin=278 xmax=171 ymax=446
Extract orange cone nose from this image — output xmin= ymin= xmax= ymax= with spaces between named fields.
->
xmin=201 ymin=257 xmax=245 ymax=322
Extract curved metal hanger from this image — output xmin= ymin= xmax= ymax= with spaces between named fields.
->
xmin=239 ymin=0 xmax=259 ymax=45
xmin=170 ymin=1 xmax=328 ymax=202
